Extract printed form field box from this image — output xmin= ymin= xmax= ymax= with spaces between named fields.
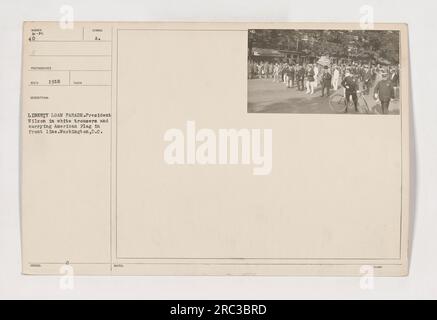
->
xmin=70 ymin=70 xmax=111 ymax=86
xmin=29 ymin=41 xmax=111 ymax=56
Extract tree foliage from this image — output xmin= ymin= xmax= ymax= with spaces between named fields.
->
xmin=248 ymin=29 xmax=400 ymax=64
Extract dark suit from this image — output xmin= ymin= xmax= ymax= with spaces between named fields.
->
xmin=374 ymin=79 xmax=395 ymax=114
xmin=341 ymin=76 xmax=359 ymax=110
xmin=321 ymin=71 xmax=332 ymax=97
xmin=297 ymin=68 xmax=305 ymax=91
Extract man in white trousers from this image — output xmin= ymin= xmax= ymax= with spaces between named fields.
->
xmin=313 ymin=64 xmax=319 ymax=87
xmin=332 ymin=66 xmax=340 ymax=91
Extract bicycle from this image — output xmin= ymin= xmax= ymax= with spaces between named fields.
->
xmin=329 ymin=90 xmax=379 ymax=114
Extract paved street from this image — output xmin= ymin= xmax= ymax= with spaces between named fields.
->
xmin=248 ymin=78 xmax=400 ymax=115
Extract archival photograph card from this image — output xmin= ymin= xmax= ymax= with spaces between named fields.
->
xmin=20 ymin=22 xmax=410 ymax=276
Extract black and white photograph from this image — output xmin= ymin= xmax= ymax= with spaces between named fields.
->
xmin=248 ymin=29 xmax=401 ymax=114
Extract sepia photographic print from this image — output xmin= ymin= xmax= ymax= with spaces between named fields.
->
xmin=248 ymin=29 xmax=401 ymax=114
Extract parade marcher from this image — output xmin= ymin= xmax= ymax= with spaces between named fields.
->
xmin=286 ymin=65 xmax=295 ymax=88
xmin=363 ymin=65 xmax=373 ymax=95
xmin=373 ymin=67 xmax=383 ymax=88
xmin=283 ymin=63 xmax=289 ymax=84
xmin=297 ymin=65 xmax=305 ymax=91
xmin=332 ymin=66 xmax=340 ymax=91
xmin=268 ymin=62 xmax=273 ymax=79
xmin=313 ymin=64 xmax=319 ymax=88
xmin=358 ymin=64 xmax=365 ymax=82
xmin=390 ymin=67 xmax=400 ymax=99
xmin=281 ymin=63 xmax=287 ymax=83
xmin=305 ymin=64 xmax=310 ymax=93
xmin=313 ymin=64 xmax=319 ymax=87
xmin=273 ymin=63 xmax=279 ymax=82
xmin=341 ymin=70 xmax=359 ymax=112
xmin=390 ymin=68 xmax=399 ymax=86
xmin=371 ymin=65 xmax=377 ymax=82
xmin=321 ymin=66 xmax=332 ymax=97
xmin=262 ymin=61 xmax=267 ymax=79
xmin=306 ymin=64 xmax=315 ymax=94
xmin=256 ymin=62 xmax=262 ymax=79
xmin=374 ymin=70 xmax=395 ymax=114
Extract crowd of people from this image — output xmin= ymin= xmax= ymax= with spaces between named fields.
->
xmin=248 ymin=59 xmax=400 ymax=113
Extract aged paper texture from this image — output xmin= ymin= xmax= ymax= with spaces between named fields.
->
xmin=21 ymin=22 xmax=410 ymax=276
